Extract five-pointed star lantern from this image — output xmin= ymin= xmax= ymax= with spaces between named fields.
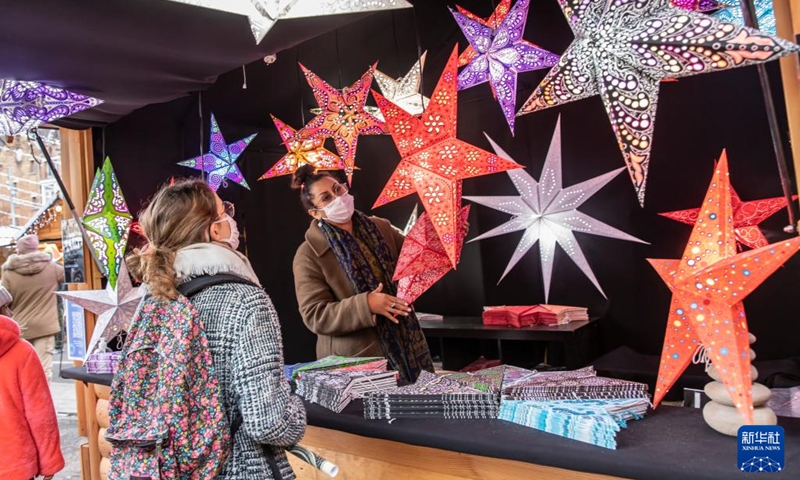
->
xmin=670 ymin=0 xmax=727 ymax=13
xmin=374 ymin=52 xmax=430 ymax=118
xmin=82 ymin=157 xmax=133 ymax=290
xmin=465 ymin=116 xmax=647 ymax=301
xmin=660 ymin=151 xmax=796 ymax=250
xmin=259 ymin=115 xmax=344 ymax=180
xmin=0 ymin=80 xmax=103 ymax=136
xmin=178 ymin=113 xmax=256 ymax=191
xmin=516 ymin=0 xmax=799 ymax=206
xmin=298 ymin=64 xmax=386 ymax=185
xmin=371 ymin=45 xmax=523 ymax=268
xmin=713 ymin=0 xmax=776 ymax=36
xmin=456 ymin=0 xmax=513 ymax=67
xmin=451 ymin=0 xmax=559 ymax=134
xmin=647 ymin=156 xmax=800 ymax=423
xmin=57 ymin=262 xmax=144 ymax=361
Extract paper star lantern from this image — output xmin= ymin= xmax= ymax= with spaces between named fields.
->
xmin=660 ymin=151 xmax=796 ymax=250
xmin=82 ymin=158 xmax=133 ymax=290
xmin=394 ymin=206 xmax=470 ymax=303
xmin=0 ymin=80 xmax=102 ymax=136
xmin=451 ymin=0 xmax=559 ymax=134
xmin=647 ymin=155 xmax=800 ymax=423
xmin=456 ymin=0 xmax=512 ymax=67
xmin=57 ymin=262 xmax=144 ymax=361
xmin=373 ymin=52 xmax=430 ymax=117
xmin=403 ymin=203 xmax=419 ymax=235
xmin=298 ymin=65 xmax=386 ymax=184
xmin=713 ymin=0 xmax=776 ymax=36
xmin=465 ymin=116 xmax=647 ymax=301
xmin=517 ymin=0 xmax=799 ymax=206
xmin=670 ymin=0 xmax=727 ymax=13
xmin=259 ymin=115 xmax=344 ymax=180
xmin=178 ymin=113 xmax=256 ymax=191
xmin=371 ymin=45 xmax=523 ymax=267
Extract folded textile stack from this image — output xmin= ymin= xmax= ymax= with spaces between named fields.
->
xmin=364 ymin=371 xmax=499 ymax=420
xmin=295 ymin=370 xmax=398 ymax=412
xmin=445 ymin=365 xmax=528 ymax=394
xmin=501 ymin=366 xmax=650 ymax=401
xmin=85 ymin=351 xmax=122 ymax=374
xmin=482 ymin=305 xmax=589 ymax=327
xmin=482 ymin=306 xmax=536 ymax=328
xmin=284 ymin=355 xmax=386 ymax=381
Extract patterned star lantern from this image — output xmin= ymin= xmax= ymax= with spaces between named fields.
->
xmin=713 ymin=0 xmax=776 ymax=36
xmin=670 ymin=0 xmax=727 ymax=13
xmin=0 ymin=80 xmax=103 ymax=136
xmin=660 ymin=151 xmax=796 ymax=250
xmin=298 ymin=65 xmax=386 ymax=185
xmin=178 ymin=113 xmax=256 ymax=191
xmin=374 ymin=52 xmax=430 ymax=118
xmin=456 ymin=0 xmax=512 ymax=67
xmin=465 ymin=117 xmax=647 ymax=301
xmin=517 ymin=0 xmax=799 ymax=206
xmin=57 ymin=262 xmax=144 ymax=361
xmin=82 ymin=157 xmax=133 ymax=289
xmin=259 ymin=115 xmax=344 ymax=180
xmin=451 ymin=0 xmax=559 ymax=134
xmin=371 ymin=45 xmax=523 ymax=268
xmin=394 ymin=206 xmax=470 ymax=303
xmin=647 ymin=156 xmax=800 ymax=423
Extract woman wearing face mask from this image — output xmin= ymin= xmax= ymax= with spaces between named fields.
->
xmin=126 ymin=179 xmax=306 ymax=479
xmin=291 ymin=165 xmax=433 ymax=383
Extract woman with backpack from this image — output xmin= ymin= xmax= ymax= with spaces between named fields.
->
xmin=119 ymin=179 xmax=306 ymax=479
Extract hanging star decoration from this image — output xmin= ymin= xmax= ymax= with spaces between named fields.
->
xmin=670 ymin=0 xmax=727 ymax=14
xmin=371 ymin=45 xmax=523 ymax=267
xmin=178 ymin=113 xmax=256 ymax=191
xmin=57 ymin=262 xmax=144 ymax=361
xmin=647 ymin=155 xmax=800 ymax=423
xmin=298 ymin=64 xmax=386 ymax=184
xmin=517 ymin=0 xmax=799 ymax=206
xmin=82 ymin=157 xmax=133 ymax=290
xmin=456 ymin=0 xmax=512 ymax=67
xmin=259 ymin=115 xmax=344 ymax=180
xmin=451 ymin=0 xmax=559 ymax=134
xmin=395 ymin=206 xmax=470 ymax=303
xmin=660 ymin=151 xmax=796 ymax=250
xmin=373 ymin=52 xmax=430 ymax=118
xmin=712 ymin=0 xmax=776 ymax=36
xmin=465 ymin=116 xmax=647 ymax=301
xmin=403 ymin=203 xmax=420 ymax=235
xmin=0 ymin=80 xmax=103 ymax=136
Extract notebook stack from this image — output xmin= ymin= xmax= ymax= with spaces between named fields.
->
xmin=284 ymin=356 xmax=386 ymax=381
xmin=363 ymin=371 xmax=500 ymax=420
xmin=502 ymin=366 xmax=650 ymax=401
xmin=482 ymin=305 xmax=589 ymax=328
xmin=295 ymin=370 xmax=398 ymax=413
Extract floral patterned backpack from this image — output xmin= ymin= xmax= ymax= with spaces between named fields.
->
xmin=106 ymin=275 xmax=256 ymax=480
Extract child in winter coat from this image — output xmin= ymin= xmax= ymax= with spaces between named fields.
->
xmin=0 ymin=286 xmax=64 ymax=480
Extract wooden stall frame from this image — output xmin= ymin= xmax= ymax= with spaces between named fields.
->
xmin=775 ymin=0 xmax=800 ymax=229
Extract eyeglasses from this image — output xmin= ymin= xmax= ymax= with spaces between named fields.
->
xmin=218 ymin=201 xmax=235 ymax=219
xmin=314 ymin=183 xmax=348 ymax=209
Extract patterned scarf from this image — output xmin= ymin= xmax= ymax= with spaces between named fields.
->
xmin=319 ymin=211 xmax=433 ymax=383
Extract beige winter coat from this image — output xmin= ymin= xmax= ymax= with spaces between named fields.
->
xmin=293 ymin=216 xmax=405 ymax=359
xmin=1 ymin=252 xmax=64 ymax=340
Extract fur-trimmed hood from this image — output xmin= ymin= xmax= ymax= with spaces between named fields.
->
xmin=1 ymin=252 xmax=54 ymax=276
xmin=174 ymin=242 xmax=261 ymax=286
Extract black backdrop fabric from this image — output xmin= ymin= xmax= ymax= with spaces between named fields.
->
xmin=96 ymin=0 xmax=800 ymax=365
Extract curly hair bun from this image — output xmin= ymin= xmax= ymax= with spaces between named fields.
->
xmin=291 ymin=164 xmax=316 ymax=190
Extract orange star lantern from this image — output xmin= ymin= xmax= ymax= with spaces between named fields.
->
xmin=297 ymin=64 xmax=386 ymax=184
xmin=259 ymin=115 xmax=344 ymax=180
xmin=371 ymin=45 xmax=522 ymax=267
xmin=648 ymin=153 xmax=800 ymax=424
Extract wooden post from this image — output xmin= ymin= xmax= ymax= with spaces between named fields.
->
xmin=775 ymin=0 xmax=800 ymax=229
xmin=60 ymin=127 xmax=103 ymax=480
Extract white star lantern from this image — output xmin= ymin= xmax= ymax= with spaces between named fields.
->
xmin=465 ymin=117 xmax=647 ymax=301
xmin=57 ymin=262 xmax=143 ymax=361
xmin=374 ymin=52 xmax=430 ymax=118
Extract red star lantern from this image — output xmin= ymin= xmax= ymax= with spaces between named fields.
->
xmin=259 ymin=115 xmax=344 ymax=180
xmin=660 ymin=152 xmax=796 ymax=249
xmin=394 ymin=205 xmax=470 ymax=303
xmin=371 ymin=45 xmax=522 ymax=267
xmin=647 ymin=155 xmax=800 ymax=424
xmin=297 ymin=64 xmax=386 ymax=184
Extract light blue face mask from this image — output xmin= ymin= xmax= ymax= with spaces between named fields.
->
xmin=321 ymin=193 xmax=355 ymax=224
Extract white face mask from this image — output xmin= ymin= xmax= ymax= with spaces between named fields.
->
xmin=213 ymin=215 xmax=240 ymax=250
xmin=322 ymin=192 xmax=355 ymax=224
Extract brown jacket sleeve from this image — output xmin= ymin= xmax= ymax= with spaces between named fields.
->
xmin=292 ymin=246 xmax=375 ymax=336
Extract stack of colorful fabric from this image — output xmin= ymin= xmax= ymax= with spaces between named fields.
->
xmin=482 ymin=305 xmax=589 ymax=327
xmin=284 ymin=356 xmax=386 ymax=381
xmin=295 ymin=370 xmax=398 ymax=413
xmin=502 ymin=366 xmax=649 ymax=401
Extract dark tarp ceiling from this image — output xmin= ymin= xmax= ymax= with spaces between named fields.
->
xmin=0 ymin=0 xmax=384 ymax=127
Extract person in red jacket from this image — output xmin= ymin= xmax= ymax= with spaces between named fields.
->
xmin=0 ymin=286 xmax=64 ymax=480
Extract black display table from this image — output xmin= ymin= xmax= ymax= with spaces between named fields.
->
xmin=420 ymin=316 xmax=600 ymax=370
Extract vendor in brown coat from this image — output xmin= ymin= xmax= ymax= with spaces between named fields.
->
xmin=291 ymin=165 xmax=433 ymax=383
xmin=1 ymin=234 xmax=65 ymax=381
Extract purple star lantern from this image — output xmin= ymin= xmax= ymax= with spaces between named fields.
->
xmin=670 ymin=0 xmax=726 ymax=14
xmin=451 ymin=0 xmax=559 ymax=134
xmin=178 ymin=113 xmax=256 ymax=191
xmin=0 ymin=80 xmax=103 ymax=136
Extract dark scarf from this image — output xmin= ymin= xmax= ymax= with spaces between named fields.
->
xmin=319 ymin=211 xmax=433 ymax=383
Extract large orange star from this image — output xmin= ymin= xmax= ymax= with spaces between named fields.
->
xmin=371 ymin=45 xmax=522 ymax=267
xmin=648 ymin=155 xmax=800 ymax=423
xmin=259 ymin=115 xmax=344 ymax=180
xmin=297 ymin=64 xmax=386 ymax=184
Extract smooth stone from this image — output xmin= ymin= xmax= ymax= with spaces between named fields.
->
xmin=703 ymin=402 xmax=777 ymax=436
xmin=708 ymin=364 xmax=758 ymax=382
xmin=750 ymin=349 xmax=756 ymax=361
xmin=704 ymin=381 xmax=771 ymax=407
xmin=749 ymin=333 xmax=756 ymax=345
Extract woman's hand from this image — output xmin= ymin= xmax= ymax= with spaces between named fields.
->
xmin=367 ymin=283 xmax=411 ymax=324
